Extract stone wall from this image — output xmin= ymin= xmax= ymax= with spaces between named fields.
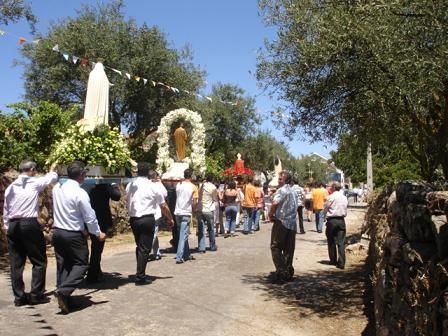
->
xmin=365 ymin=181 xmax=448 ymax=336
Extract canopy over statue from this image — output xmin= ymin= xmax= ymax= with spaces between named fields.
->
xmin=173 ymin=124 xmax=188 ymax=161
xmin=83 ymin=62 xmax=110 ymax=130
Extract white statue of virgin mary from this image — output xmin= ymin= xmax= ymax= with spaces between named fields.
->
xmin=82 ymin=62 xmax=110 ymax=130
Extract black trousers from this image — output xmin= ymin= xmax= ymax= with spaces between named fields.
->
xmin=297 ymin=206 xmax=304 ymax=233
xmin=87 ymin=233 xmax=106 ymax=281
xmin=130 ymin=215 xmax=155 ymax=281
xmin=7 ymin=218 xmax=47 ymax=301
xmin=325 ymin=217 xmax=346 ymax=267
xmin=270 ymin=219 xmax=296 ymax=280
xmin=52 ymin=228 xmax=89 ymax=296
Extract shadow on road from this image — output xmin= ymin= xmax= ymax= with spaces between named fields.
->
xmin=241 ymin=262 xmax=375 ymax=335
xmin=81 ymin=272 xmax=131 ymax=290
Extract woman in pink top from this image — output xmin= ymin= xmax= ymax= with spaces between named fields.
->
xmin=253 ymin=180 xmax=265 ymax=231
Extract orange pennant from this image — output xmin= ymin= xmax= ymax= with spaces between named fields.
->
xmin=18 ymin=37 xmax=26 ymax=44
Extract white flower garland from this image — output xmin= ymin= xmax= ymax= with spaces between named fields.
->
xmin=156 ymin=108 xmax=206 ymax=174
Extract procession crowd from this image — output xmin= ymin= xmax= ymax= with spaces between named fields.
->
xmin=2 ymin=159 xmax=348 ymax=314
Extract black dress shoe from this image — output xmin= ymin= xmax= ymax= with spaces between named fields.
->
xmin=54 ymin=291 xmax=70 ymax=314
xmin=14 ymin=296 xmax=29 ymax=307
xmin=135 ymin=278 xmax=152 ymax=286
xmin=30 ymin=295 xmax=50 ymax=305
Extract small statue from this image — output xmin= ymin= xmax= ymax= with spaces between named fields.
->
xmin=173 ymin=123 xmax=188 ymax=161
xmin=83 ymin=61 xmax=110 ymax=130
xmin=234 ymin=153 xmax=245 ymax=175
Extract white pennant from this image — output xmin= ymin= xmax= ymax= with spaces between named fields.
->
xmin=63 ymin=53 xmax=69 ymax=61
xmin=143 ymin=79 xmax=148 ymax=85
xmin=125 ymin=73 xmax=131 ymax=80
xmin=72 ymin=56 xmax=79 ymax=64
xmin=112 ymin=69 xmax=122 ymax=76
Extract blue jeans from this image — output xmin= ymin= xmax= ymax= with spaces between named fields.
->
xmin=254 ymin=208 xmax=263 ymax=231
xmin=225 ymin=205 xmax=238 ymax=233
xmin=197 ymin=212 xmax=216 ymax=251
xmin=315 ymin=210 xmax=324 ymax=232
xmin=242 ymin=207 xmax=256 ymax=232
xmin=175 ymin=215 xmax=191 ymax=262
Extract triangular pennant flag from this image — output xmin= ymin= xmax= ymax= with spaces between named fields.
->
xmin=0 ymin=30 xmax=5 ymax=36
xmin=112 ymin=68 xmax=122 ymax=76
xmin=52 ymin=44 xmax=59 ymax=52
xmin=171 ymin=87 xmax=180 ymax=93
xmin=18 ymin=37 xmax=26 ymax=45
xmin=32 ymin=39 xmax=40 ymax=44
xmin=151 ymin=81 xmax=156 ymax=87
xmin=157 ymin=81 xmax=164 ymax=86
xmin=72 ymin=56 xmax=79 ymax=64
xmin=205 ymin=96 xmax=212 ymax=102
xmin=197 ymin=94 xmax=203 ymax=99
xmin=125 ymin=73 xmax=131 ymax=80
xmin=63 ymin=53 xmax=69 ymax=61
xmin=183 ymin=90 xmax=190 ymax=94
xmin=134 ymin=76 xmax=141 ymax=82
xmin=80 ymin=58 xmax=89 ymax=67
xmin=143 ymin=79 xmax=148 ymax=85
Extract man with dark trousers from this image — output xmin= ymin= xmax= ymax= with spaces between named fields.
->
xmin=86 ymin=183 xmax=121 ymax=283
xmin=52 ymin=161 xmax=106 ymax=314
xmin=324 ymin=182 xmax=348 ymax=269
xmin=3 ymin=160 xmax=58 ymax=306
xmin=126 ymin=163 xmax=174 ymax=284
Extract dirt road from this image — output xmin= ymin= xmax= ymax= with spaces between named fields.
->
xmin=0 ymin=206 xmax=372 ymax=336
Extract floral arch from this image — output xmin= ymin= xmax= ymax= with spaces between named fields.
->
xmin=156 ymin=108 xmax=206 ymax=174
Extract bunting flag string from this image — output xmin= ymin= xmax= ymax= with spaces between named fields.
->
xmin=0 ymin=28 xmax=241 ymax=106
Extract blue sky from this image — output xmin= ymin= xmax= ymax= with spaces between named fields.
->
xmin=0 ymin=0 xmax=335 ymax=158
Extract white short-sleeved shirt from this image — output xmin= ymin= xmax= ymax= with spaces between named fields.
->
xmin=126 ymin=177 xmax=165 ymax=218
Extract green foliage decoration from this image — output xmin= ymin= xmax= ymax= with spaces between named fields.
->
xmin=0 ymin=101 xmax=74 ymax=171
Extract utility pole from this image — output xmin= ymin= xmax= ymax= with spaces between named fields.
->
xmin=367 ymin=143 xmax=373 ymax=192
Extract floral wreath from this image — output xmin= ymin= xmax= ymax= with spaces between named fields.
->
xmin=156 ymin=108 xmax=206 ymax=173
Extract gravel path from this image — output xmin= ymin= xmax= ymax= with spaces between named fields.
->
xmin=0 ymin=206 xmax=372 ymax=336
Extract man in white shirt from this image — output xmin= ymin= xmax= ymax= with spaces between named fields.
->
xmin=324 ymin=182 xmax=349 ymax=269
xmin=52 ymin=161 xmax=106 ymax=314
xmin=197 ymin=173 xmax=218 ymax=252
xmin=174 ymin=168 xmax=198 ymax=264
xmin=3 ymin=160 xmax=58 ymax=306
xmin=126 ymin=163 xmax=174 ymax=284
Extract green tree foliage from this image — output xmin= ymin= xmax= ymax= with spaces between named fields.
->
xmin=238 ymin=131 xmax=293 ymax=178
xmin=257 ymin=0 xmax=448 ymax=181
xmin=331 ymin=134 xmax=422 ymax=187
xmin=21 ymin=0 xmax=204 ymax=139
xmin=0 ymin=101 xmax=75 ymax=170
xmin=0 ymin=0 xmax=35 ymax=30
xmin=292 ymin=155 xmax=330 ymax=186
xmin=194 ymin=83 xmax=260 ymax=167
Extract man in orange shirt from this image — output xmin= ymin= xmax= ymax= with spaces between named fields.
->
xmin=311 ymin=182 xmax=328 ymax=233
xmin=242 ymin=176 xmax=257 ymax=234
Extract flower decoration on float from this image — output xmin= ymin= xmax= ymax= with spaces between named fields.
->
xmin=46 ymin=121 xmax=133 ymax=174
xmin=156 ymin=108 xmax=206 ymax=174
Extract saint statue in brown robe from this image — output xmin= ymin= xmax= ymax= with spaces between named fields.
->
xmin=173 ymin=124 xmax=188 ymax=161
